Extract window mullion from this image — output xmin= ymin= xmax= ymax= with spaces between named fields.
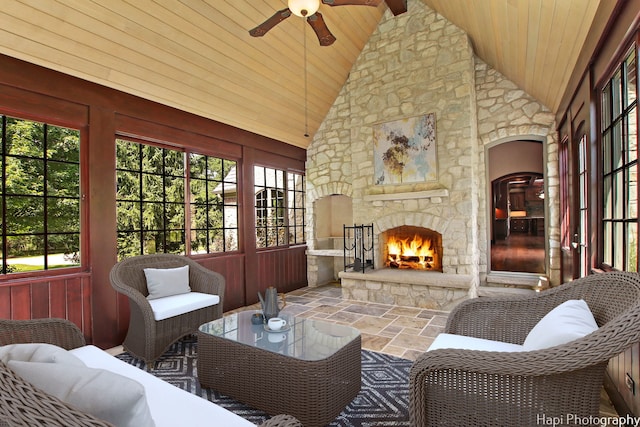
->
xmin=138 ymin=144 xmax=144 ymax=255
xmin=161 ymin=149 xmax=167 ymax=253
xmin=43 ymin=123 xmax=48 ymax=270
xmin=1 ymin=116 xmax=6 ymax=275
xmin=220 ymin=159 xmax=225 ymax=252
xmin=184 ymin=151 xmax=192 ymax=254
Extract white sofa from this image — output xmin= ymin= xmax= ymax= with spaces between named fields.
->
xmin=0 ymin=318 xmax=301 ymax=427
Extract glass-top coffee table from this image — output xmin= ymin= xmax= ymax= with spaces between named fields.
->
xmin=197 ymin=311 xmax=361 ymax=427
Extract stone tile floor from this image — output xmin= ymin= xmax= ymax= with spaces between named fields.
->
xmin=234 ymin=282 xmax=449 ymax=361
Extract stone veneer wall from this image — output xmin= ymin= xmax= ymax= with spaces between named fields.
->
xmin=474 ymin=61 xmax=559 ymax=284
xmin=306 ymin=0 xmax=559 ymax=302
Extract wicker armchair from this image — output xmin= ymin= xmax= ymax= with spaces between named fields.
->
xmin=409 ymin=271 xmax=640 ymax=426
xmin=0 ymin=318 xmax=302 ymax=427
xmin=110 ymin=253 xmax=225 ymax=366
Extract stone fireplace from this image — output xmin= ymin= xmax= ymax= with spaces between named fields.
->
xmin=304 ymin=0 xmax=558 ymax=310
xmin=302 ymin=0 xmax=484 ymax=312
xmin=330 ymin=206 xmax=473 ymax=310
xmin=382 ymin=225 xmax=442 ymax=272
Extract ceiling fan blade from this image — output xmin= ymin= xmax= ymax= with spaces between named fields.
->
xmin=307 ymin=12 xmax=336 ymax=46
xmin=321 ymin=0 xmax=383 ymax=6
xmin=384 ymin=0 xmax=407 ymax=15
xmin=249 ymin=8 xmax=292 ymax=37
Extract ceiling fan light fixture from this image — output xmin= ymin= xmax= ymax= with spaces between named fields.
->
xmin=288 ymin=0 xmax=320 ymax=17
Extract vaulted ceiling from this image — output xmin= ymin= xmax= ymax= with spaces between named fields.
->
xmin=0 ymin=0 xmax=608 ymax=149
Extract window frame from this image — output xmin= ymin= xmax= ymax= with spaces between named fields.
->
xmin=0 ymin=113 xmax=86 ymax=279
xmin=577 ymin=133 xmax=590 ymax=276
xmin=287 ymin=169 xmax=306 ymax=246
xmin=115 ymin=137 xmax=241 ymax=260
xmin=560 ymin=135 xmax=572 ymax=253
xmin=599 ymin=43 xmax=639 ymax=272
xmin=254 ymin=165 xmax=306 ymax=249
xmin=188 ymin=153 xmax=239 ymax=255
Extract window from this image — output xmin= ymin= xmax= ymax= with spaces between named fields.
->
xmin=601 ymin=46 xmax=638 ymax=271
xmin=288 ymin=171 xmax=305 ymax=245
xmin=0 ymin=115 xmax=81 ymax=274
xmin=115 ymin=139 xmax=238 ymax=260
xmin=560 ymin=136 xmax=571 ymax=251
xmin=254 ymin=166 xmax=305 ymax=248
xmin=116 ymin=140 xmax=185 ymax=258
xmin=578 ymin=134 xmax=589 ymax=276
xmin=189 ymin=154 xmax=238 ymax=254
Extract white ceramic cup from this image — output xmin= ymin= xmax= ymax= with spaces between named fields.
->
xmin=267 ymin=317 xmax=287 ymax=331
xmin=268 ymin=333 xmax=286 ymax=343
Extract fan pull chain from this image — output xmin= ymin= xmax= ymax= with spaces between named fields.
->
xmin=303 ymin=18 xmax=310 ymax=138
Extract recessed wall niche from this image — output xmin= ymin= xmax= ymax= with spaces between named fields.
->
xmin=314 ymin=194 xmax=353 ymax=249
xmin=308 ymin=195 xmax=353 ymax=286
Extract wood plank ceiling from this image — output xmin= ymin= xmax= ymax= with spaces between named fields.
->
xmin=0 ymin=0 xmax=604 ymax=149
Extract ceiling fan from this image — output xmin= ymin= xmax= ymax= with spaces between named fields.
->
xmin=249 ymin=0 xmax=408 ymax=46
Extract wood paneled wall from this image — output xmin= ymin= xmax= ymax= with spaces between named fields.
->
xmin=0 ymin=54 xmax=307 ymax=349
xmin=255 ymin=247 xmax=308 ymax=298
xmin=0 ymin=273 xmax=93 ymax=341
xmin=196 ymin=255 xmax=246 ymax=312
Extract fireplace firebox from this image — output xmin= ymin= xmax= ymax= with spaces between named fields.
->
xmin=381 ymin=226 xmax=443 ymax=271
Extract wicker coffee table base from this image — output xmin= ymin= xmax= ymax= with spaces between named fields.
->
xmin=197 ymin=331 xmax=361 ymax=427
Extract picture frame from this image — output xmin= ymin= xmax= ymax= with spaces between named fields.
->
xmin=373 ymin=113 xmax=437 ymax=185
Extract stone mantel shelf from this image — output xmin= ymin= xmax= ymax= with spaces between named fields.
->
xmin=339 ymin=268 xmax=471 ymax=289
xmin=363 ymin=188 xmax=449 ymax=202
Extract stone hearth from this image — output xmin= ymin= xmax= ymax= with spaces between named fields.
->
xmin=339 ymin=269 xmax=471 ymax=311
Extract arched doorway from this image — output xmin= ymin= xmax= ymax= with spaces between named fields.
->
xmin=488 ymin=140 xmax=547 ymax=274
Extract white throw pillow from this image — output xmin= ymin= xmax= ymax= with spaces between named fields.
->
xmin=8 ymin=360 xmax=155 ymax=427
xmin=0 ymin=343 xmax=85 ymax=366
xmin=523 ymin=299 xmax=598 ymax=350
xmin=144 ymin=265 xmax=191 ymax=300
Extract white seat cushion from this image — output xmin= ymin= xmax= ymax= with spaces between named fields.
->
xmin=428 ymin=333 xmax=525 ymax=352
xmin=147 ymin=292 xmax=219 ymax=321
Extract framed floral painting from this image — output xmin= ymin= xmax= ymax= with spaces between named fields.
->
xmin=373 ymin=113 xmax=437 ymax=185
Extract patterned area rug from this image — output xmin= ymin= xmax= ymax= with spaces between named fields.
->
xmin=116 ymin=336 xmax=412 ymax=426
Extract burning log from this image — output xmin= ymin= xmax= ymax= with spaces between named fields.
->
xmin=386 ymin=233 xmax=438 ymax=270
xmin=389 ymin=255 xmax=434 ymax=270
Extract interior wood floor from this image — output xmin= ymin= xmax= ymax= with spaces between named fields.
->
xmin=491 ymin=232 xmax=546 ymax=273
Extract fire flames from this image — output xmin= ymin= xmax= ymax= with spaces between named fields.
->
xmin=386 ymin=234 xmax=436 ymax=270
